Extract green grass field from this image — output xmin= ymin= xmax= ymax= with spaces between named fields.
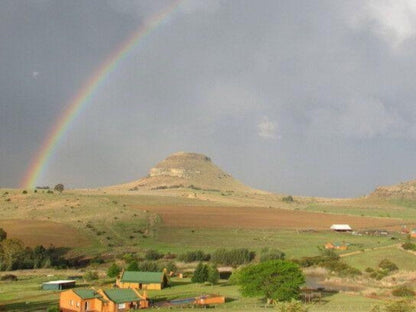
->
xmin=343 ymin=247 xmax=416 ymax=271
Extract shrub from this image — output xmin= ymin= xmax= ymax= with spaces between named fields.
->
xmin=275 ymin=300 xmax=308 ymax=312
xmin=260 ymin=248 xmax=285 ymax=262
xmin=211 ymin=248 xmax=255 ymax=266
xmin=145 ymin=249 xmax=163 ymax=260
xmin=384 ymin=300 xmax=414 ymax=312
xmin=163 ymin=261 xmax=177 ymax=274
xmin=402 ymin=242 xmax=416 ymax=251
xmin=378 ymin=259 xmax=398 ymax=272
xmin=178 ymin=250 xmax=210 ymax=263
xmin=392 ymin=286 xmax=415 ymax=297
xmin=107 ymin=263 xmax=121 ymax=278
xmin=282 ymin=195 xmax=294 ymax=203
xmin=126 ymin=261 xmax=139 ymax=271
xmin=0 ymin=274 xmax=17 ymax=281
xmin=137 ymin=261 xmax=160 ymax=272
xmin=83 ymin=271 xmax=99 ymax=281
xmin=47 ymin=306 xmax=59 ymax=312
xmin=22 ymin=190 xmax=27 ymax=194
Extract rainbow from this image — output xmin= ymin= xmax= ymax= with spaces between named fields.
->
xmin=21 ymin=0 xmax=184 ymax=189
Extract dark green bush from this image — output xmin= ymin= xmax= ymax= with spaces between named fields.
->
xmin=0 ymin=274 xmax=17 ymax=281
xmin=392 ymin=286 xmax=415 ymax=297
xmin=211 ymin=248 xmax=255 ymax=266
xmin=178 ymin=250 xmax=210 ymax=262
xmin=107 ymin=263 xmax=121 ymax=278
xmin=83 ymin=271 xmax=99 ymax=281
xmin=138 ymin=261 xmax=160 ymax=272
xmin=282 ymin=195 xmax=294 ymax=202
xmin=260 ymin=248 xmax=285 ymax=262
xmin=402 ymin=242 xmax=416 ymax=251
xmin=378 ymin=259 xmax=398 ymax=272
xmin=145 ymin=249 xmax=163 ymax=261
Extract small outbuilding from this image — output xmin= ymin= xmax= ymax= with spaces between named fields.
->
xmin=41 ymin=280 xmax=75 ymax=290
xmin=116 ymin=271 xmax=168 ymax=290
xmin=330 ymin=224 xmax=352 ymax=232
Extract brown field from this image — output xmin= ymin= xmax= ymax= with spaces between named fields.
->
xmin=0 ymin=219 xmax=90 ymax=247
xmin=141 ymin=205 xmax=404 ymax=230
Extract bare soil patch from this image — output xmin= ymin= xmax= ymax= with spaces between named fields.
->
xmin=139 ymin=206 xmax=403 ymax=230
xmin=0 ymin=219 xmax=90 ymax=247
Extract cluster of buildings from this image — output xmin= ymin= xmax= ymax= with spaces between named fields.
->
xmin=56 ymin=271 xmax=167 ymax=311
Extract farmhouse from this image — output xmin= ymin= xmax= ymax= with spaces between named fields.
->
xmin=330 ymin=224 xmax=352 ymax=232
xmin=116 ymin=271 xmax=168 ymax=290
xmin=59 ymin=288 xmax=148 ymax=312
xmin=41 ymin=280 xmax=75 ymax=290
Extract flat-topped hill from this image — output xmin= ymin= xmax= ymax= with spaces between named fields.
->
xmin=112 ymin=152 xmax=257 ymax=193
xmin=370 ymin=180 xmax=416 ymax=199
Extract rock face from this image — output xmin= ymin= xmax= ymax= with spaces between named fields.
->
xmin=370 ymin=180 xmax=416 ymax=199
xmin=123 ymin=152 xmax=255 ymax=193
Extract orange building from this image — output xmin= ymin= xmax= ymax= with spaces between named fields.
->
xmin=324 ymin=242 xmax=348 ymax=250
xmin=59 ymin=288 xmax=148 ymax=312
xmin=116 ymin=271 xmax=168 ymax=290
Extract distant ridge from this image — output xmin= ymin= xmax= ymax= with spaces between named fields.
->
xmin=112 ymin=152 xmax=257 ymax=193
xmin=370 ymin=180 xmax=416 ymax=199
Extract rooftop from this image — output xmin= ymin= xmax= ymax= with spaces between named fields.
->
xmin=120 ymin=271 xmax=164 ymax=283
xmin=103 ymin=289 xmax=140 ymax=303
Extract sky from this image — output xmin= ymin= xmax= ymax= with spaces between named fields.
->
xmin=1 ymin=0 xmax=416 ymax=198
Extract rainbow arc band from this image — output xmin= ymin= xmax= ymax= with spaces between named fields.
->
xmin=22 ymin=0 xmax=184 ymax=189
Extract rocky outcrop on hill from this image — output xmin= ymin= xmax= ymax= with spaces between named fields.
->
xmin=370 ymin=180 xmax=416 ymax=199
xmin=116 ymin=152 xmax=256 ymax=193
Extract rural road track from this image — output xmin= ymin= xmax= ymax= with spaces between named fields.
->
xmin=339 ymin=243 xmax=402 ymax=258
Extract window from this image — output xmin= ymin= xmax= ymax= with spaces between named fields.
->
xmin=69 ymin=300 xmax=73 ymax=306
xmin=118 ymin=303 xmax=126 ymax=309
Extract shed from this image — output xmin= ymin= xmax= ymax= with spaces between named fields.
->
xmin=116 ymin=271 xmax=168 ymax=290
xmin=330 ymin=224 xmax=352 ymax=232
xmin=41 ymin=280 xmax=75 ymax=290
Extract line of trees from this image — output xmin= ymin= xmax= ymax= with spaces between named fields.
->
xmin=0 ymin=228 xmax=66 ymax=271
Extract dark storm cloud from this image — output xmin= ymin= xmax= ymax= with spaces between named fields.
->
xmin=2 ymin=0 xmax=416 ymax=197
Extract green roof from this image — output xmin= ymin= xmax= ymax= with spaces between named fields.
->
xmin=120 ymin=271 xmax=164 ymax=283
xmin=73 ymin=289 xmax=102 ymax=300
xmin=103 ymin=289 xmax=140 ymax=304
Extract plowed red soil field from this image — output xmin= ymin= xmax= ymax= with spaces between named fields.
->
xmin=0 ymin=219 xmax=90 ymax=247
xmin=141 ymin=206 xmax=403 ymax=230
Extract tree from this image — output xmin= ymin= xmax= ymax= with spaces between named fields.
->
xmin=0 ymin=228 xmax=6 ymax=242
xmin=0 ymin=239 xmax=25 ymax=271
xmin=54 ymin=184 xmax=64 ymax=193
xmin=107 ymin=263 xmax=121 ymax=278
xmin=207 ymin=263 xmax=220 ymax=285
xmin=232 ymin=260 xmax=305 ymax=302
xmin=192 ymin=262 xmax=208 ymax=283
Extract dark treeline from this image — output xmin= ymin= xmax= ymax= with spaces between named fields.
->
xmin=0 ymin=228 xmax=69 ymax=271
